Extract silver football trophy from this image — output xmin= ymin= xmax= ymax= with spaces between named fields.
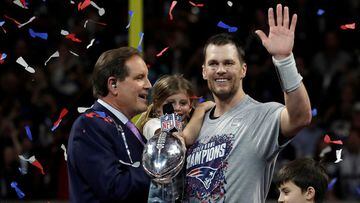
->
xmin=142 ymin=103 xmax=186 ymax=184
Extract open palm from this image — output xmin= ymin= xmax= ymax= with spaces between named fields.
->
xmin=255 ymin=4 xmax=297 ymax=59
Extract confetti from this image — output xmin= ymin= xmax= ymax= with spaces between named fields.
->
xmin=189 ymin=1 xmax=204 ymax=7
xmin=137 ymin=32 xmax=144 ymax=52
xmin=24 ymin=125 xmax=33 ymax=141
xmin=217 ymin=21 xmax=238 ymax=32
xmin=65 ymin=33 xmax=82 ymax=43
xmin=16 ymin=57 xmax=35 ymax=73
xmin=51 ymin=108 xmax=68 ymax=131
xmin=156 ymin=46 xmax=169 ymax=57
xmin=334 ymin=149 xmax=343 ymax=163
xmin=94 ymin=111 xmax=106 ymax=118
xmin=324 ymin=134 xmax=343 ymax=145
xmin=90 ymin=1 xmax=105 ymax=16
xmin=198 ymin=97 xmax=206 ymax=103
xmin=18 ymin=155 xmax=45 ymax=175
xmin=227 ymin=1 xmax=233 ymax=7
xmin=60 ymin=29 xmax=69 ymax=35
xmin=311 ymin=108 xmax=317 ymax=117
xmin=61 ymin=144 xmax=67 ymax=161
xmin=86 ymin=38 xmax=95 ymax=49
xmin=319 ymin=146 xmax=331 ymax=158
xmin=18 ymin=167 xmax=28 ymax=175
xmin=77 ymin=106 xmax=92 ymax=113
xmin=78 ymin=0 xmax=91 ymax=10
xmin=83 ymin=19 xmax=107 ymax=28
xmin=13 ymin=0 xmax=28 ymax=9
xmin=69 ymin=50 xmax=79 ymax=56
xmin=44 ymin=51 xmax=59 ymax=66
xmin=126 ymin=10 xmax=134 ymax=29
xmin=317 ymin=9 xmax=325 ymax=16
xmin=70 ymin=0 xmax=75 ymax=4
xmin=169 ymin=1 xmax=178 ymax=20
xmin=327 ymin=177 xmax=337 ymax=190
xmin=4 ymin=15 xmax=21 ymax=27
xmin=10 ymin=181 xmax=25 ymax=199
xmin=0 ymin=20 xmax=6 ymax=33
xmin=340 ymin=23 xmax=356 ymax=30
xmin=18 ymin=16 xmax=36 ymax=28
xmin=29 ymin=28 xmax=48 ymax=40
xmin=0 ymin=53 xmax=7 ymax=64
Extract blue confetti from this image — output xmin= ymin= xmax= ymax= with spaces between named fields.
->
xmin=137 ymin=32 xmax=144 ymax=52
xmin=29 ymin=28 xmax=48 ymax=40
xmin=327 ymin=177 xmax=337 ymax=190
xmin=126 ymin=10 xmax=134 ymax=29
xmin=1 ymin=53 xmax=7 ymax=60
xmin=311 ymin=108 xmax=317 ymax=117
xmin=24 ymin=125 xmax=32 ymax=141
xmin=317 ymin=9 xmax=325 ymax=16
xmin=10 ymin=181 xmax=25 ymax=199
xmin=217 ymin=21 xmax=238 ymax=33
xmin=95 ymin=111 xmax=106 ymax=118
xmin=18 ymin=167 xmax=28 ymax=175
xmin=0 ymin=20 xmax=4 ymax=26
xmin=198 ymin=97 xmax=206 ymax=103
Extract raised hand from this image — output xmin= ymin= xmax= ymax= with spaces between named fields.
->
xmin=255 ymin=4 xmax=297 ymax=60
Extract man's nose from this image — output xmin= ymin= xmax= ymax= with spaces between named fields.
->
xmin=216 ymin=64 xmax=226 ymax=74
xmin=278 ymin=193 xmax=284 ymax=203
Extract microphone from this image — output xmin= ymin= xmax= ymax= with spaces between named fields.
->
xmin=161 ymin=103 xmax=181 ymax=133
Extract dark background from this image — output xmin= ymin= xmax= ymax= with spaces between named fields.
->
xmin=0 ymin=0 xmax=359 ymax=201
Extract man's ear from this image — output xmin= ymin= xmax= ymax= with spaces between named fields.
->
xmin=304 ymin=186 xmax=315 ymax=201
xmin=202 ymin=64 xmax=207 ymax=80
xmin=107 ymin=76 xmax=118 ymax=95
xmin=241 ymin=63 xmax=247 ymax=79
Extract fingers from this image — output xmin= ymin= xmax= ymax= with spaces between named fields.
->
xmin=268 ymin=8 xmax=275 ymax=27
xmin=276 ymin=4 xmax=283 ymax=26
xmin=284 ymin=6 xmax=289 ymax=28
xmin=290 ymin=14 xmax=297 ymax=32
xmin=255 ymin=30 xmax=267 ymax=44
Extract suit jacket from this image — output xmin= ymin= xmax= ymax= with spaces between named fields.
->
xmin=67 ymin=101 xmax=150 ymax=203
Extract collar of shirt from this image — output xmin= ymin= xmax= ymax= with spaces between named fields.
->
xmin=97 ymin=99 xmax=128 ymax=124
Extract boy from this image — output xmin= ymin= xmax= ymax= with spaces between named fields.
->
xmin=275 ymin=158 xmax=329 ymax=203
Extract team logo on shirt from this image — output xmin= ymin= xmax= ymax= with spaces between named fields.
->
xmin=185 ymin=134 xmax=233 ymax=201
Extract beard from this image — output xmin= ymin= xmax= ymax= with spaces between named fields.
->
xmin=209 ymin=81 xmax=239 ymax=101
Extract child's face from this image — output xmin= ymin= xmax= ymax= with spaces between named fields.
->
xmin=159 ymin=92 xmax=191 ymax=120
xmin=278 ymin=181 xmax=310 ymax=203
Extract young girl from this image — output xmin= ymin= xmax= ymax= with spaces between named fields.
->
xmin=137 ymin=74 xmax=214 ymax=202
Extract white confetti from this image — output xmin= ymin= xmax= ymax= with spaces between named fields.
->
xmin=61 ymin=144 xmax=67 ymax=161
xmin=83 ymin=20 xmax=89 ymax=28
xmin=44 ymin=51 xmax=59 ymax=66
xmin=69 ymin=50 xmax=79 ymax=56
xmin=77 ymin=106 xmax=92 ymax=113
xmin=13 ymin=0 xmax=28 ymax=9
xmin=86 ymin=38 xmax=95 ymax=49
xmin=227 ymin=1 xmax=233 ymax=7
xmin=18 ymin=16 xmax=36 ymax=28
xmin=18 ymin=155 xmax=36 ymax=163
xmin=319 ymin=146 xmax=331 ymax=157
xmin=16 ymin=57 xmax=35 ymax=73
xmin=334 ymin=149 xmax=343 ymax=163
xmin=60 ymin=29 xmax=69 ymax=36
xmin=90 ymin=1 xmax=105 ymax=16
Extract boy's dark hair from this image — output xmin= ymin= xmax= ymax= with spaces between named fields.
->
xmin=92 ymin=47 xmax=140 ymax=98
xmin=275 ymin=158 xmax=329 ymax=203
xmin=203 ymin=33 xmax=246 ymax=64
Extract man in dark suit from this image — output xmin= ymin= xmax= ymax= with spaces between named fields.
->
xmin=67 ymin=47 xmax=152 ymax=203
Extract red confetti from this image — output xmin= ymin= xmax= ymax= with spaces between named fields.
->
xmin=85 ymin=112 xmax=113 ymax=123
xmin=20 ymin=0 xmax=26 ymax=7
xmin=31 ymin=160 xmax=45 ymax=175
xmin=65 ymin=34 xmax=82 ymax=43
xmin=4 ymin=15 xmax=21 ymax=26
xmin=340 ymin=23 xmax=356 ymax=30
xmin=156 ymin=47 xmax=169 ymax=57
xmin=78 ymin=0 xmax=91 ymax=11
xmin=52 ymin=108 xmax=69 ymax=131
xmin=189 ymin=1 xmax=204 ymax=7
xmin=189 ymin=95 xmax=202 ymax=100
xmin=324 ymin=134 xmax=343 ymax=145
xmin=169 ymin=1 xmax=178 ymax=20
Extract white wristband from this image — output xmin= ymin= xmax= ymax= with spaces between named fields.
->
xmin=272 ymin=53 xmax=303 ymax=93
